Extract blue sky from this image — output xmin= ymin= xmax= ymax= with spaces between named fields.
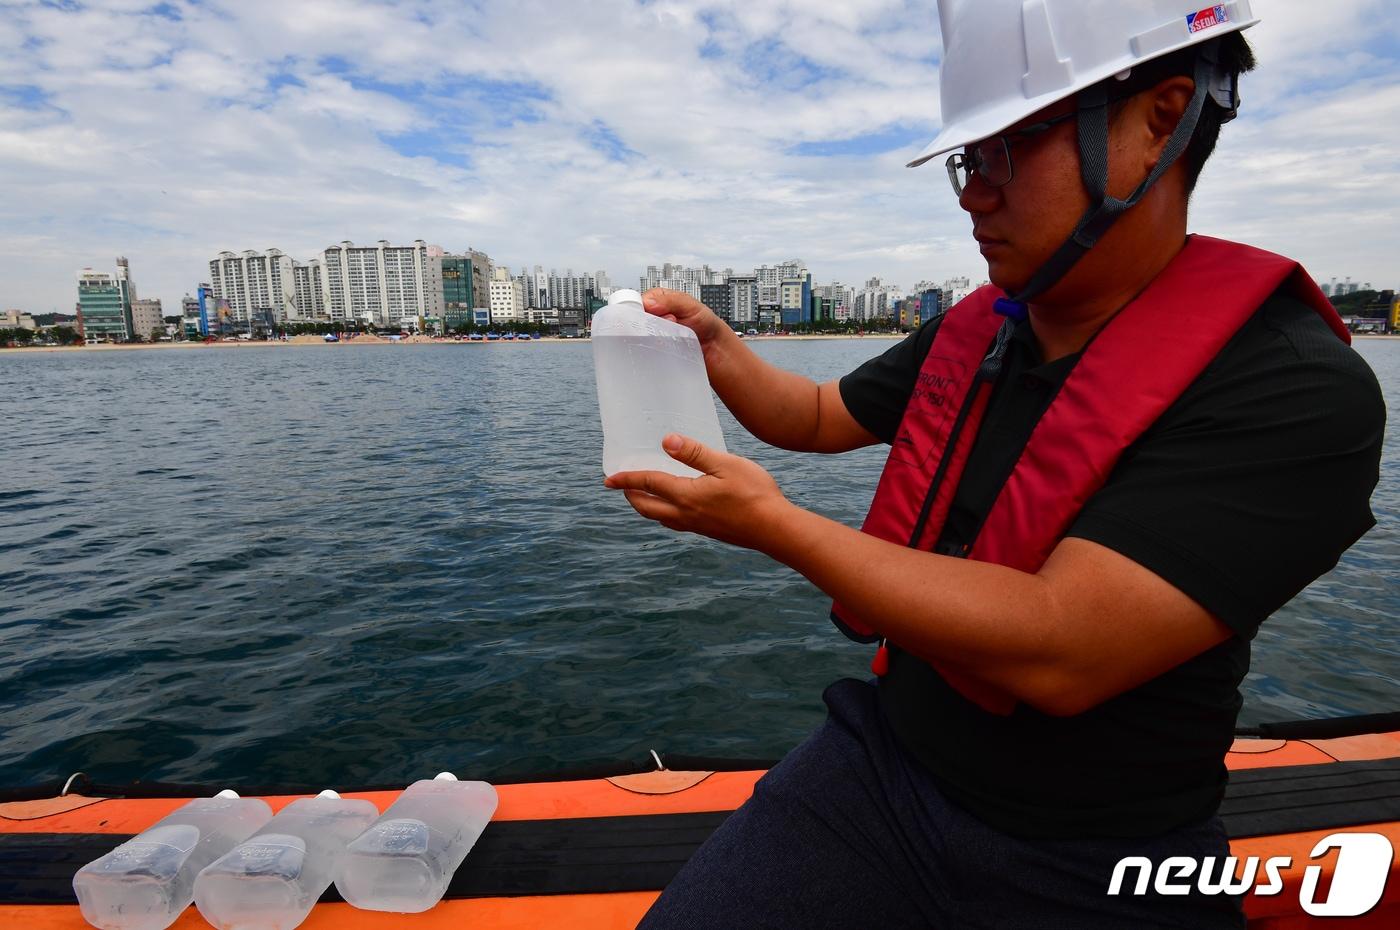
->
xmin=1 ymin=0 xmax=1398 ymax=313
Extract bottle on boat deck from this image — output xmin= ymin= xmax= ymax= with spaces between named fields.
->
xmin=592 ymin=287 xmax=727 ymax=478
xmin=192 ymin=789 xmax=379 ymax=930
xmin=333 ymin=773 xmax=497 ymax=913
xmin=72 ymin=790 xmax=272 ymax=930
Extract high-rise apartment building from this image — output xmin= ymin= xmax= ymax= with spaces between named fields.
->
xmin=208 ymin=249 xmax=296 ymax=325
xmin=641 ymin=262 xmax=721 ymax=299
xmin=210 ymin=241 xmax=446 ymax=328
xmin=291 ymin=260 xmax=326 ymax=320
xmin=320 ymin=240 xmax=443 ymax=328
xmin=511 ymin=265 xmax=605 ymax=309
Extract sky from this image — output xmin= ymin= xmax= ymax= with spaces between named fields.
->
xmin=1 ymin=0 xmax=1398 ymax=315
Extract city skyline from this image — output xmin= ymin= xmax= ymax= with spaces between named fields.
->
xmin=2 ymin=1 xmax=1399 ymax=316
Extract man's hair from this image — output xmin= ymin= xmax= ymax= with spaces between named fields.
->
xmin=1109 ymin=32 xmax=1257 ymax=192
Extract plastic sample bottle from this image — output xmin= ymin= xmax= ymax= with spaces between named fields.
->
xmin=72 ymin=790 xmax=273 ymax=930
xmin=333 ymin=773 xmax=497 ymax=913
xmin=592 ymin=288 xmax=727 ymax=477
xmin=193 ymin=789 xmax=379 ymax=930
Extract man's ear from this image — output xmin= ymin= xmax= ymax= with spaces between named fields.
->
xmin=1144 ymin=76 xmax=1197 ymax=170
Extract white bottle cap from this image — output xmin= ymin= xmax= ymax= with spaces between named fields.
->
xmin=215 ymin=789 xmax=240 ymax=799
xmin=433 ymin=772 xmax=458 ymax=782
xmin=317 ymin=789 xmax=341 ymax=799
xmin=608 ymin=288 xmax=643 ymax=306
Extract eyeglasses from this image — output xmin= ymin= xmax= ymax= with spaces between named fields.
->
xmin=945 ymin=110 xmax=1077 ymax=196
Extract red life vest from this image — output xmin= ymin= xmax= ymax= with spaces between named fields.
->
xmin=830 ymin=236 xmax=1348 ymax=711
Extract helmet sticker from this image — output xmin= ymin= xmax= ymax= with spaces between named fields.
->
xmin=1187 ymin=5 xmax=1230 ymax=34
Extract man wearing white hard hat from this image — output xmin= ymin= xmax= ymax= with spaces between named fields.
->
xmin=609 ymin=1 xmax=1384 ymax=926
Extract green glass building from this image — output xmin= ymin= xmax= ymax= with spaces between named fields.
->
xmin=442 ymin=256 xmax=474 ymax=330
xmin=77 ymin=271 xmax=130 ymax=342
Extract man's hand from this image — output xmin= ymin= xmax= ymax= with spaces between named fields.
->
xmin=642 ymin=289 xmax=732 ymax=362
xmin=603 ymin=434 xmax=794 ymax=553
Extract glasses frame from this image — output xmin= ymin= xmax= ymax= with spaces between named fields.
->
xmin=945 ymin=110 xmax=1078 ymax=196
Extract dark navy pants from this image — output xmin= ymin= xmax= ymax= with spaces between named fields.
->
xmin=639 ymin=678 xmax=1245 ymax=929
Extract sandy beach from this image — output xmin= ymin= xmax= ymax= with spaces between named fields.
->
xmin=0 ymin=333 xmax=911 ymax=355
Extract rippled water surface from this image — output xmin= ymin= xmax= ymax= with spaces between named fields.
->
xmin=1 ymin=338 xmax=1397 ymax=790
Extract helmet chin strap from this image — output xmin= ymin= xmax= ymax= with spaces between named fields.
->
xmin=994 ymin=45 xmax=1233 ymax=322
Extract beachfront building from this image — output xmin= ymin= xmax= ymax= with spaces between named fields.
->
xmin=211 ymin=241 xmax=446 ymax=329
xmin=2 ymin=309 xmax=37 ymax=331
xmin=441 ymin=249 xmax=492 ymax=331
xmin=813 ymin=282 xmax=854 ymax=320
xmin=318 ymin=240 xmax=444 ymax=329
xmin=130 ymin=298 xmax=164 ymax=341
xmin=76 ymin=267 xmax=131 ymax=342
xmin=208 ymin=249 xmax=297 ymax=327
xmin=490 ymin=267 xmax=523 ymax=324
xmin=780 ymin=269 xmax=812 ymax=326
xmin=917 ymin=288 xmax=943 ymax=324
xmin=728 ymin=275 xmax=758 ymax=325
xmin=180 ymin=294 xmax=203 ymax=340
xmin=699 ymin=283 xmax=731 ymax=321
xmin=522 ymin=306 xmax=560 ymax=327
xmin=291 ymin=260 xmax=326 ymax=320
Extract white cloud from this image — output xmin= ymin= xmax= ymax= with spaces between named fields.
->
xmin=0 ymin=0 xmax=1396 ymax=316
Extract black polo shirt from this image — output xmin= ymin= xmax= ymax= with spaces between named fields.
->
xmin=838 ymin=290 xmax=1384 ymax=838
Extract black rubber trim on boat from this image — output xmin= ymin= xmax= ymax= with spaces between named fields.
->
xmin=0 ymin=811 xmax=732 ymax=906
xmin=1220 ymin=757 xmax=1400 ymax=839
xmin=1233 ymin=711 xmax=1400 ymax=742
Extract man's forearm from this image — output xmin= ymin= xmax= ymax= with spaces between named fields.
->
xmin=703 ymin=328 xmax=825 ymax=451
xmin=758 ymin=499 xmax=1069 ymax=710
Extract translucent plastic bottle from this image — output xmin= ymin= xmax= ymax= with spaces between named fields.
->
xmin=193 ymin=789 xmax=379 ymax=930
xmin=592 ymin=288 xmax=727 ymax=477
xmin=72 ymin=790 xmax=273 ymax=930
xmin=334 ymin=773 xmax=497 ymax=913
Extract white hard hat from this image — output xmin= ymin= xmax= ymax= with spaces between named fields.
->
xmin=908 ymin=0 xmax=1260 ymax=168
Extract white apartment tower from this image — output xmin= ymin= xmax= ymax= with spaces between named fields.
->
xmin=209 ymin=249 xmax=297 ymax=324
xmin=320 ymin=240 xmax=443 ymax=328
xmin=291 ymin=260 xmax=327 ymax=319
